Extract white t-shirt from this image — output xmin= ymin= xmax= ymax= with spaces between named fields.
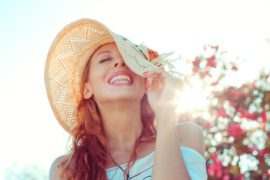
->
xmin=106 ymin=146 xmax=208 ymax=180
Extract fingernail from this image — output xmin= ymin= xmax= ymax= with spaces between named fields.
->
xmin=143 ymin=71 xmax=148 ymax=76
xmin=145 ymin=80 xmax=150 ymax=88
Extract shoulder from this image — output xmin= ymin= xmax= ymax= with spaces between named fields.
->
xmin=49 ymin=155 xmax=69 ymax=180
xmin=176 ymin=122 xmax=205 ymax=157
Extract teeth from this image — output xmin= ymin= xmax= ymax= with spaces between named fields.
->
xmin=110 ymin=75 xmax=131 ymax=84
xmin=113 ymin=80 xmax=130 ymax=83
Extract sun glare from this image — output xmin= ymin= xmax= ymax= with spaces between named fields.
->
xmin=175 ymin=76 xmax=211 ymax=114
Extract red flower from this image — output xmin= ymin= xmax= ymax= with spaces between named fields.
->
xmin=226 ymin=122 xmax=243 ymax=137
xmin=250 ymin=80 xmax=256 ymax=89
xmin=192 ymin=67 xmax=199 ymax=73
xmin=211 ymin=80 xmax=219 ymax=86
xmin=207 ymin=154 xmax=223 ymax=178
xmin=211 ymin=152 xmax=218 ymax=160
xmin=203 ymin=70 xmax=212 ymax=77
xmin=206 ymin=122 xmax=212 ymax=130
xmin=232 ymin=66 xmax=238 ymax=71
xmin=250 ymin=146 xmax=258 ymax=153
xmin=228 ymin=100 xmax=233 ymax=106
xmin=228 ymin=89 xmax=242 ymax=98
xmin=234 ymin=90 xmax=242 ymax=97
xmin=206 ymin=55 xmax=217 ymax=68
xmin=259 ymin=112 xmax=267 ymax=122
xmin=217 ymin=109 xmax=230 ymax=118
xmin=192 ymin=58 xmax=201 ymax=66
xmin=240 ymin=110 xmax=257 ymax=120
xmin=259 ymin=149 xmax=267 ymax=156
xmin=259 ymin=122 xmax=265 ymax=130
xmin=236 ymin=174 xmax=245 ymax=180
xmin=222 ymin=174 xmax=230 ymax=180
xmin=211 ymin=45 xmax=219 ymax=51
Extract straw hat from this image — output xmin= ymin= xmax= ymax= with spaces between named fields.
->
xmin=44 ymin=18 xmax=181 ymax=134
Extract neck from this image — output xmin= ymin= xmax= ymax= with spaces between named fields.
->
xmin=97 ymin=99 xmax=143 ymax=152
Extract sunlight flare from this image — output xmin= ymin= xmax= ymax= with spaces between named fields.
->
xmin=175 ymin=76 xmax=211 ymax=114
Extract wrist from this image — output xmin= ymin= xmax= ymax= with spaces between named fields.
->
xmin=156 ymin=111 xmax=178 ymax=128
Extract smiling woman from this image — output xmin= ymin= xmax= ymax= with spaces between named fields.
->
xmin=45 ymin=18 xmax=208 ymax=180
xmin=83 ymin=43 xmax=146 ymax=103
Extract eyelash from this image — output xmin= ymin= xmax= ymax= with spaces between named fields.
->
xmin=99 ymin=58 xmax=111 ymax=63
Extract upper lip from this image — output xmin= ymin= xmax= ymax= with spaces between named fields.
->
xmin=107 ymin=71 xmax=133 ymax=84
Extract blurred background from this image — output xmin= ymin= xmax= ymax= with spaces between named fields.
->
xmin=0 ymin=0 xmax=269 ymax=179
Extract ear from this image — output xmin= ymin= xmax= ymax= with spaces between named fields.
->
xmin=83 ymin=82 xmax=93 ymax=99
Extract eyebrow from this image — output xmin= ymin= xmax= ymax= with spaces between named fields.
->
xmin=97 ymin=50 xmax=111 ymax=57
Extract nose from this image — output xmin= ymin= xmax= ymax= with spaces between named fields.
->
xmin=113 ymin=57 xmax=126 ymax=68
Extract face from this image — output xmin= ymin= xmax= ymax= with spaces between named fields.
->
xmin=83 ymin=43 xmax=146 ymax=103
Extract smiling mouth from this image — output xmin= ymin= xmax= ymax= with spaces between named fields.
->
xmin=107 ymin=73 xmax=134 ymax=86
xmin=108 ymin=80 xmax=133 ymax=86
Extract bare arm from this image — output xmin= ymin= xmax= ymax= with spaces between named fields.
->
xmin=152 ymin=111 xmax=191 ymax=180
xmin=143 ymin=68 xmax=206 ymax=179
xmin=152 ymin=112 xmax=205 ymax=180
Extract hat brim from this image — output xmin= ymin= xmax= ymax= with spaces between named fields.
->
xmin=45 ymin=18 xmax=159 ymax=134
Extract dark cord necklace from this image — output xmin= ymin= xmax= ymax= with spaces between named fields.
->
xmin=108 ymin=152 xmax=130 ymax=180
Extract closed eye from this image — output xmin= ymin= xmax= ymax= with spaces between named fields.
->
xmin=99 ymin=58 xmax=111 ymax=63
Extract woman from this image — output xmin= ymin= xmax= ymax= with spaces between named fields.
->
xmin=45 ymin=19 xmax=207 ymax=180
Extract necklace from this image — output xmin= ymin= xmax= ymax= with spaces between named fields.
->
xmin=108 ymin=152 xmax=130 ymax=179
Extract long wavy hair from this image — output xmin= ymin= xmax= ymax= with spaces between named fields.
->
xmin=59 ymin=44 xmax=159 ymax=180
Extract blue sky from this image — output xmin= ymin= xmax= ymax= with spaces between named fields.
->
xmin=0 ymin=0 xmax=270 ymax=178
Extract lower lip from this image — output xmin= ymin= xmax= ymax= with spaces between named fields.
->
xmin=108 ymin=82 xmax=133 ymax=86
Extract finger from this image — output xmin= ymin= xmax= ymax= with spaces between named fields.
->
xmin=143 ymin=70 xmax=160 ymax=78
xmin=147 ymin=68 xmax=172 ymax=79
xmin=145 ymin=79 xmax=163 ymax=91
xmin=145 ymin=73 xmax=165 ymax=91
xmin=147 ymin=70 xmax=172 ymax=85
xmin=144 ymin=70 xmax=168 ymax=83
xmin=144 ymin=70 xmax=161 ymax=87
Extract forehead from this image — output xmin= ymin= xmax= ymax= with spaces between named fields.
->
xmin=93 ymin=43 xmax=118 ymax=57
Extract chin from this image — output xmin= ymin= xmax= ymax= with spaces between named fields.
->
xmin=101 ymin=93 xmax=144 ymax=102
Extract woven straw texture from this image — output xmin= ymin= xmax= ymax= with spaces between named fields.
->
xmin=44 ymin=19 xmax=160 ymax=134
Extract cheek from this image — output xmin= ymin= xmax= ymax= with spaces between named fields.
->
xmin=89 ymin=65 xmax=107 ymax=80
xmin=90 ymin=75 xmax=105 ymax=89
xmin=137 ymin=77 xmax=147 ymax=90
xmin=88 ymin=72 xmax=105 ymax=91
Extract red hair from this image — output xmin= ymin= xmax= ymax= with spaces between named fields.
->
xmin=58 ymin=44 xmax=157 ymax=180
